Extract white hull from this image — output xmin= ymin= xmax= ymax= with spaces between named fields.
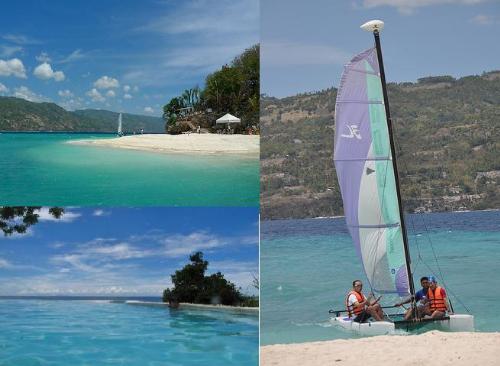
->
xmin=331 ymin=316 xmax=395 ymax=336
xmin=331 ymin=314 xmax=474 ymax=336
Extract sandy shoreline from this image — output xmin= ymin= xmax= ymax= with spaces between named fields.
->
xmin=124 ymin=300 xmax=259 ymax=315
xmin=261 ymin=331 xmax=500 ymax=366
xmin=68 ymin=133 xmax=259 ymax=156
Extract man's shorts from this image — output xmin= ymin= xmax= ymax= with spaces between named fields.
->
xmin=353 ymin=311 xmax=370 ymax=323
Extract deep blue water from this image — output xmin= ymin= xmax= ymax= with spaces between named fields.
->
xmin=261 ymin=210 xmax=500 ymax=345
xmin=0 ymin=299 xmax=258 ymax=365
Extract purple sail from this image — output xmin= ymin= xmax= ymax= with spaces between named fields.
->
xmin=334 ymin=47 xmax=410 ymax=296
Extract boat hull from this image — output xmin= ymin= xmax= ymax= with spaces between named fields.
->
xmin=331 ymin=316 xmax=395 ymax=336
xmin=331 ymin=314 xmax=474 ymax=336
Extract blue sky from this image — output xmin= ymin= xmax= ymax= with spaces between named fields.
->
xmin=0 ymin=0 xmax=258 ymax=116
xmin=261 ymin=0 xmax=500 ymax=97
xmin=0 ymin=207 xmax=259 ymax=296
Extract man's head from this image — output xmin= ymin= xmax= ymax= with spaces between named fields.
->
xmin=352 ymin=280 xmax=363 ymax=292
xmin=420 ymin=276 xmax=430 ymax=289
xmin=428 ymin=276 xmax=438 ymax=289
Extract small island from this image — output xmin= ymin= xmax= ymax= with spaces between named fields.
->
xmin=126 ymin=251 xmax=259 ymax=315
xmin=69 ymin=45 xmax=260 ymax=157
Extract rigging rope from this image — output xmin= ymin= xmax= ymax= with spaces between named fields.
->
xmin=392 ymin=118 xmax=470 ymax=314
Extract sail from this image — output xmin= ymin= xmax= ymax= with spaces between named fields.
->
xmin=333 ymin=47 xmax=409 ymax=296
xmin=118 ymin=113 xmax=123 ymax=134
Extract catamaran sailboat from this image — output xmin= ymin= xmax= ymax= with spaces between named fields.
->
xmin=330 ymin=20 xmax=474 ymax=335
xmin=117 ymin=113 xmax=123 ymax=137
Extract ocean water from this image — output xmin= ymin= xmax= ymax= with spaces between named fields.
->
xmin=260 ymin=210 xmax=500 ymax=345
xmin=0 ymin=299 xmax=258 ymax=366
xmin=0 ymin=133 xmax=259 ymax=206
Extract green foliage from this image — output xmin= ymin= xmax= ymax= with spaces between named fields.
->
xmin=163 ymin=45 xmax=259 ymax=131
xmin=0 ymin=97 xmax=164 ymax=132
xmin=0 ymin=207 xmax=64 ymax=236
xmin=261 ymin=71 xmax=500 ymax=219
xmin=162 ymin=252 xmax=245 ymax=306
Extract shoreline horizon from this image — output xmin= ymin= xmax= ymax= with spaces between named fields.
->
xmin=67 ymin=133 xmax=260 ymax=156
xmin=261 ymin=208 xmax=500 ymax=222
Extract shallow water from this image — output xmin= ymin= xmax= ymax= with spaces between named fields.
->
xmin=0 ymin=299 xmax=258 ymax=365
xmin=260 ymin=210 xmax=500 ymax=345
xmin=0 ymin=133 xmax=259 ymax=206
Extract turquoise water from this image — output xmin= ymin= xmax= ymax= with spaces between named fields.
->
xmin=261 ymin=210 xmax=500 ymax=345
xmin=0 ymin=133 xmax=259 ymax=206
xmin=0 ymin=299 xmax=258 ymax=365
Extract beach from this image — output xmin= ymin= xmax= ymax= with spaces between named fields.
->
xmin=69 ymin=133 xmax=260 ymax=155
xmin=260 ymin=331 xmax=500 ymax=366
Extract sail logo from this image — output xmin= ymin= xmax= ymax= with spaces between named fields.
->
xmin=341 ymin=125 xmax=362 ymax=139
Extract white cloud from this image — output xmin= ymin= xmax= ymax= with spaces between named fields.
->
xmin=86 ymin=88 xmax=105 ymax=102
xmin=58 ymin=89 xmax=74 ymax=98
xmin=143 ymin=106 xmax=154 ymax=113
xmin=2 ymin=34 xmax=41 ymax=45
xmin=60 ymin=49 xmax=86 ymax=63
xmin=0 ymin=82 xmax=8 ymax=94
xmin=33 ymin=62 xmax=65 ymax=81
xmin=93 ymin=209 xmax=111 ymax=216
xmin=36 ymin=51 xmax=51 ymax=63
xmin=0 ymin=258 xmax=12 ymax=268
xmin=37 ymin=208 xmax=81 ymax=223
xmin=0 ymin=45 xmax=23 ymax=58
xmin=123 ymin=85 xmax=131 ymax=92
xmin=138 ymin=0 xmax=258 ymax=37
xmin=470 ymin=14 xmax=496 ymax=25
xmin=13 ymin=86 xmax=49 ymax=103
xmin=123 ymin=93 xmax=132 ymax=99
xmin=60 ymin=98 xmax=83 ymax=111
xmin=94 ymin=75 xmax=119 ymax=89
xmin=106 ymin=90 xmax=116 ymax=97
xmin=361 ymin=0 xmax=488 ymax=14
xmin=0 ymin=58 xmax=26 ymax=78
xmin=160 ymin=232 xmax=227 ymax=257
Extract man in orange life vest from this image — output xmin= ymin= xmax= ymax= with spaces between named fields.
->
xmin=394 ymin=276 xmax=431 ymax=320
xmin=346 ymin=280 xmax=384 ymax=322
xmin=426 ymin=276 xmax=453 ymax=319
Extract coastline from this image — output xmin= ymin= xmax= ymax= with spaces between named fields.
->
xmin=68 ymin=133 xmax=260 ymax=156
xmin=124 ymin=300 xmax=259 ymax=315
xmin=263 ymin=208 xmax=500 ymax=222
xmin=260 ymin=331 xmax=500 ymax=366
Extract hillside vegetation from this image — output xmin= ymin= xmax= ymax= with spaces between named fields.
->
xmin=0 ymin=97 xmax=164 ymax=133
xmin=261 ymin=71 xmax=500 ymax=219
xmin=163 ymin=45 xmax=259 ymax=133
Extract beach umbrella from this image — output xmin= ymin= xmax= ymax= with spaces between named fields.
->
xmin=216 ymin=113 xmax=241 ymax=124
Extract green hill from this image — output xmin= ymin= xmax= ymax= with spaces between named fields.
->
xmin=261 ymin=71 xmax=500 ymax=220
xmin=0 ymin=97 xmax=164 ymax=133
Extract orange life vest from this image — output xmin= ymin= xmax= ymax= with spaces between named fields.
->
xmin=427 ymin=286 xmax=447 ymax=312
xmin=345 ymin=290 xmax=365 ymax=317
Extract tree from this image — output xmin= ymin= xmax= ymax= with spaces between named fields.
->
xmin=162 ymin=251 xmax=243 ymax=306
xmin=0 ymin=207 xmax=64 ymax=236
xmin=162 ymin=97 xmax=185 ymax=127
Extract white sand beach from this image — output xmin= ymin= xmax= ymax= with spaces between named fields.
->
xmin=69 ymin=134 xmax=259 ymax=155
xmin=261 ymin=331 xmax=500 ymax=366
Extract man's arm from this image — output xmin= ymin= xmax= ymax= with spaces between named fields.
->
xmin=395 ymin=295 xmax=414 ymax=307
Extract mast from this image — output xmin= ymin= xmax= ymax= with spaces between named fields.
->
xmin=361 ymin=20 xmax=416 ymax=301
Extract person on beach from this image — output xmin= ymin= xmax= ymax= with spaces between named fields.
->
xmin=345 ymin=280 xmax=384 ymax=322
xmin=394 ymin=276 xmax=431 ymax=320
xmin=426 ymin=276 xmax=452 ymax=318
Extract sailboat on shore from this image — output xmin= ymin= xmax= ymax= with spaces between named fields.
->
xmin=117 ymin=113 xmax=123 ymax=137
xmin=330 ymin=20 xmax=474 ymax=335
